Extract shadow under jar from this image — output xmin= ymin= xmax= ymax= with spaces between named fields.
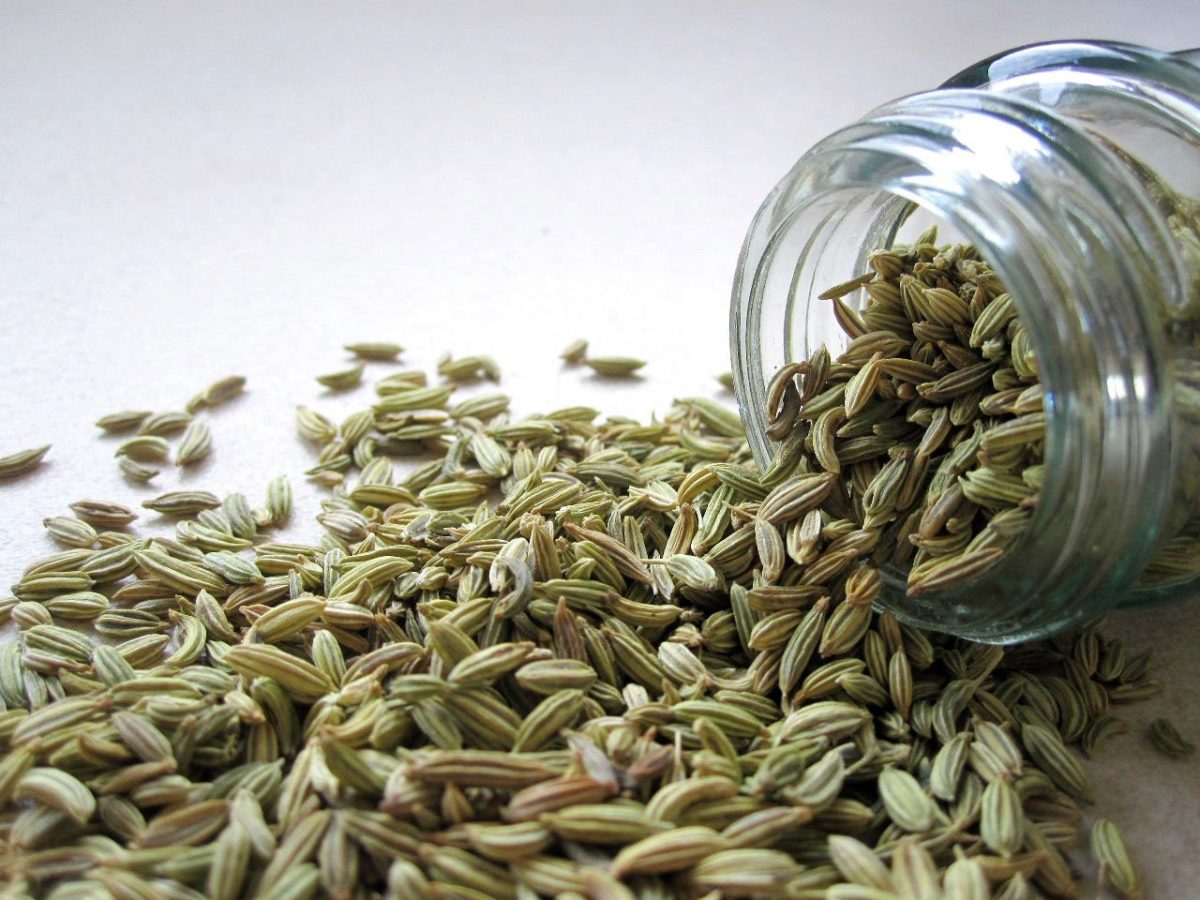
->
xmin=731 ymin=41 xmax=1200 ymax=642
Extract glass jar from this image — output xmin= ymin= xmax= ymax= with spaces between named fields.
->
xmin=731 ymin=41 xmax=1200 ymax=642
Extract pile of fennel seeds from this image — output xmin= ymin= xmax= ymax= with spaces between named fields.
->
xmin=0 ymin=328 xmax=1171 ymax=899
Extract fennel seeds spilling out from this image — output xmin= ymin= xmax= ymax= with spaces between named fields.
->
xmin=0 ymin=338 xmax=1162 ymax=899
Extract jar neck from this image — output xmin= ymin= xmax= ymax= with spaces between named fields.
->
xmin=731 ymin=71 xmax=1189 ymax=640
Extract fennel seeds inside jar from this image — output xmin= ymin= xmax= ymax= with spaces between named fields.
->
xmin=732 ymin=40 xmax=1200 ymax=641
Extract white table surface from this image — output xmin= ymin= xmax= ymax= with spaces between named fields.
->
xmin=2 ymin=2 xmax=1198 ymax=895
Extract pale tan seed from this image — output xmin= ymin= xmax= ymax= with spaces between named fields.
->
xmin=175 ymin=419 xmax=212 ymax=465
xmin=828 ymin=834 xmax=894 ymax=889
xmin=205 ymin=821 xmax=252 ymax=900
xmin=890 ymin=837 xmax=941 ymax=900
xmin=438 ymin=353 xmax=501 ymax=382
xmin=135 ymin=799 xmax=230 ymax=848
xmin=95 ymin=410 xmax=152 ymax=432
xmin=116 ymin=435 xmax=171 ymax=462
xmin=69 ymin=499 xmax=138 ymax=528
xmin=503 ymin=777 xmax=615 ymax=822
xmin=539 ymin=803 xmax=666 ymax=844
xmin=584 ymin=356 xmax=646 ymax=377
xmin=929 ymin=733 xmax=971 ymax=802
xmin=1021 ymin=723 xmax=1093 ymax=802
xmin=1081 ymin=714 xmax=1129 ymax=758
xmin=0 ymin=444 xmax=51 ymax=478
xmin=878 ymin=767 xmax=938 ymax=833
xmin=610 ymin=825 xmax=727 ymax=877
xmin=1091 ymin=819 xmax=1143 ymax=900
xmin=643 ymin=776 xmax=739 ymax=823
xmin=259 ymin=809 xmax=331 ymax=885
xmin=1148 ymin=717 xmax=1195 ymax=757
xmin=906 ymin=548 xmax=1005 ymax=597
xmin=784 ymin=746 xmax=845 ymax=809
xmin=887 ymin=650 xmax=913 ymax=719
xmin=412 ymin=751 xmax=557 ymax=789
xmin=296 ymin=406 xmax=337 ymax=443
xmin=779 ymin=701 xmax=871 ymax=742
xmin=143 ymin=490 xmax=222 ymax=515
xmin=97 ymin=795 xmax=147 ymax=842
xmin=117 ymin=454 xmax=159 ymax=482
xmin=42 ymin=516 xmax=98 ymax=548
xmin=681 ymin=396 xmax=744 ymax=437
xmin=463 ymin=821 xmax=553 ymax=861
xmin=942 ymin=856 xmax=990 ymax=900
xmin=257 ymin=863 xmax=321 ymax=900
xmin=691 ymin=847 xmax=801 ymax=894
xmin=974 ymin=720 xmax=1024 ymax=776
xmin=511 ymin=689 xmax=584 ymax=752
xmin=346 ymin=341 xmax=404 ymax=360
xmin=252 ymin=596 xmax=326 ymax=643
xmin=316 ymin=363 xmax=365 ymax=390
xmin=15 ymin=763 xmax=96 ymax=830
xmin=448 ymin=642 xmax=536 ymax=688
xmin=137 ymin=410 xmax=193 ymax=436
xmin=559 ymin=338 xmax=588 ymax=364
xmin=819 ymin=600 xmax=872 ymax=657
xmin=221 ymin=645 xmax=334 ymax=703
xmin=665 ymin=554 xmax=722 ymax=592
xmin=980 ymin=779 xmax=1025 ymax=857
xmin=111 ymin=711 xmax=175 ymax=763
xmin=200 ymin=375 xmax=247 ymax=408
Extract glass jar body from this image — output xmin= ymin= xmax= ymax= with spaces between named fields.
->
xmin=731 ymin=41 xmax=1200 ymax=641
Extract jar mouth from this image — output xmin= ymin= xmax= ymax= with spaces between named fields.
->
xmin=731 ymin=85 xmax=1178 ymax=641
